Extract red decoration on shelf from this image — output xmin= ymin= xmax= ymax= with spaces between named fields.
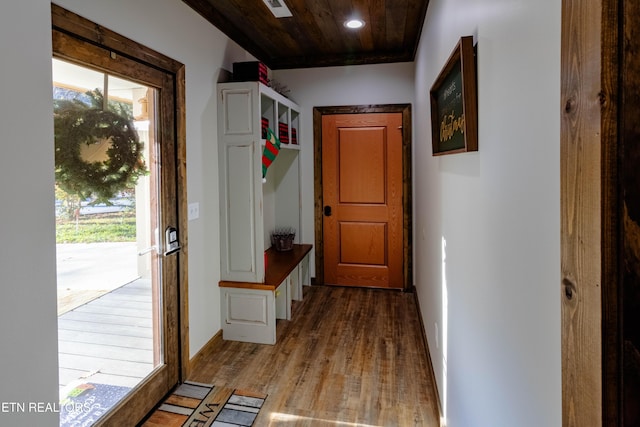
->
xmin=279 ymin=122 xmax=289 ymax=144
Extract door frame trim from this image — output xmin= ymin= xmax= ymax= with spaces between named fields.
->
xmin=313 ymin=104 xmax=412 ymax=290
xmin=559 ymin=0 xmax=620 ymax=423
xmin=52 ymin=0 xmax=190 ymax=399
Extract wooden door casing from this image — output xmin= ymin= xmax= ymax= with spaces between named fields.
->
xmin=560 ymin=0 xmax=621 ymax=424
xmin=322 ymin=113 xmax=404 ymax=288
xmin=314 ymin=105 xmax=412 ymax=290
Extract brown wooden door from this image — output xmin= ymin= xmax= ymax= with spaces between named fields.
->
xmin=322 ymin=113 xmax=404 ymax=288
xmin=52 ymin=9 xmax=186 ymax=425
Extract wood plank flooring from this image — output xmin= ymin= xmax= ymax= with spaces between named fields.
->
xmin=187 ymin=285 xmax=441 ymax=426
xmin=58 ymin=279 xmax=154 ymax=390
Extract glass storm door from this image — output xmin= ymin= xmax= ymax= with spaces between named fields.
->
xmin=53 ymin=28 xmax=181 ymax=426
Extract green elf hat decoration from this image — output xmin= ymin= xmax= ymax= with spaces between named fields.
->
xmin=262 ymin=127 xmax=281 ymax=181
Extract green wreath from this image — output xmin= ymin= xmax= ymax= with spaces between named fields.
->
xmin=54 ymin=94 xmax=146 ymax=202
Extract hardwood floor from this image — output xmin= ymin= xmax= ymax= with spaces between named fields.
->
xmin=187 ymin=285 xmax=441 ymax=426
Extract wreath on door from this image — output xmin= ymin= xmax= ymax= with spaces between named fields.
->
xmin=54 ymin=90 xmax=146 ymax=202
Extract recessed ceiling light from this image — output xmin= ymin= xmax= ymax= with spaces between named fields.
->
xmin=344 ymin=19 xmax=365 ymax=29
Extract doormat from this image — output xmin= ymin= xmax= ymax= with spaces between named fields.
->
xmin=141 ymin=381 xmax=267 ymax=427
xmin=59 ymin=382 xmax=131 ymax=427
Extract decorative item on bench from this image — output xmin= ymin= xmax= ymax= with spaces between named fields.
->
xmin=262 ymin=127 xmax=281 ymax=182
xmin=278 ymin=121 xmax=289 ymax=144
xmin=271 ymin=228 xmax=296 ymax=252
xmin=232 ymin=61 xmax=268 ymax=85
xmin=261 ymin=117 xmax=269 ymax=139
xmin=291 ymin=127 xmax=297 ymax=145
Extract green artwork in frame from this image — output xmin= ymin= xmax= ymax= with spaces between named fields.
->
xmin=430 ymin=36 xmax=478 ymax=155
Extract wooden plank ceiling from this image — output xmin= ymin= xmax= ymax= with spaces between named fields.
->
xmin=182 ymin=0 xmax=430 ymax=69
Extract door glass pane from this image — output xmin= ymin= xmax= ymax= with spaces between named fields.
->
xmin=52 ymin=58 xmax=162 ymax=426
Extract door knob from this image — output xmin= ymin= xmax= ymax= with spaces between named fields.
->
xmin=324 ymin=206 xmax=332 ymax=216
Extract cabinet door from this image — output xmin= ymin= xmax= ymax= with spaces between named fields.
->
xmin=222 ymin=288 xmax=275 ymax=345
xmin=219 ymin=86 xmax=264 ymax=282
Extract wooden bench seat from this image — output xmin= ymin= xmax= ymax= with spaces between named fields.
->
xmin=219 ymin=244 xmax=312 ymax=344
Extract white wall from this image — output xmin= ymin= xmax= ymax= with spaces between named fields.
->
xmin=413 ymin=0 xmax=561 ymax=426
xmin=0 ymin=2 xmax=60 ymax=425
xmin=273 ymin=62 xmax=416 ymax=274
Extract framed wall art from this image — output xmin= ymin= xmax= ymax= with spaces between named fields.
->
xmin=430 ymin=36 xmax=478 ymax=155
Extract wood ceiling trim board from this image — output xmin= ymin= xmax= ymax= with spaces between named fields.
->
xmin=347 ymin=1 xmax=372 ymax=52
xmin=328 ymin=0 xmax=356 ymax=27
xmin=223 ymin=0 xmax=290 ymax=54
xmin=221 ymin=0 xmax=308 ymax=64
xmin=348 ymin=0 xmax=376 ymax=51
xmin=232 ymin=0 xmax=320 ymax=58
xmin=357 ymin=26 xmax=375 ymax=54
xmin=269 ymin=20 xmax=308 ymax=56
xmin=278 ymin=5 xmax=323 ymax=56
xmin=305 ymin=0 xmax=347 ymax=54
xmin=385 ymin=0 xmax=408 ymax=48
xmin=330 ymin=0 xmax=370 ymax=53
xmin=405 ymin=0 xmax=430 ymax=58
xmin=277 ymin=0 xmax=326 ymax=55
xmin=367 ymin=0 xmax=388 ymax=50
xmin=328 ymin=0 xmax=362 ymax=52
xmin=270 ymin=50 xmax=413 ymax=70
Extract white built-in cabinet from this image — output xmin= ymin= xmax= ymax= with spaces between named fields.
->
xmin=217 ymin=81 xmax=311 ymax=344
xmin=217 ymin=81 xmax=302 ymax=283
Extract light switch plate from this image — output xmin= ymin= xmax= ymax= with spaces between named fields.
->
xmin=188 ymin=202 xmax=200 ymax=221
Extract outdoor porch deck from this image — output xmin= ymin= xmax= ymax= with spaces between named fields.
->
xmin=58 ymin=278 xmax=154 ymax=391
